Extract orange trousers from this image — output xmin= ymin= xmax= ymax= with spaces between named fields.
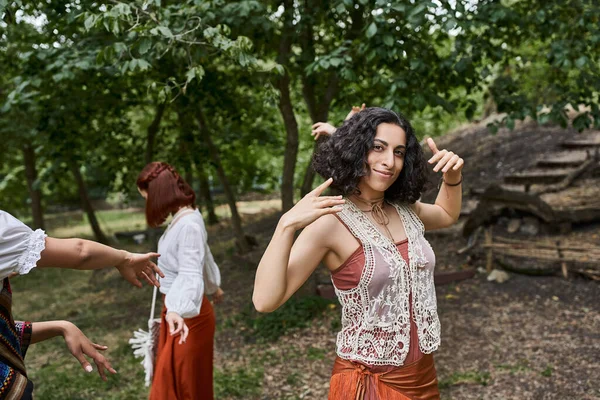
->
xmin=328 ymin=354 xmax=440 ymax=400
xmin=149 ymin=296 xmax=215 ymax=400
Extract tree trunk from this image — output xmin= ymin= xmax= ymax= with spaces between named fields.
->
xmin=145 ymin=101 xmax=168 ymax=165
xmin=298 ymin=3 xmax=361 ymax=196
xmin=277 ymin=0 xmax=300 ymax=212
xmin=195 ymin=107 xmax=250 ymax=253
xmin=198 ymin=169 xmax=219 ymax=225
xmin=69 ymin=161 xmax=109 ymax=244
xmin=299 ymin=82 xmax=337 ymax=196
xmin=22 ymin=142 xmax=44 ymax=230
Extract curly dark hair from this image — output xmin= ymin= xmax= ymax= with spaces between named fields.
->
xmin=312 ymin=107 xmax=428 ymax=204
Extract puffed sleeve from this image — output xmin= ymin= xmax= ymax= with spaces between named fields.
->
xmin=164 ymin=223 xmax=206 ymax=318
xmin=0 ymin=211 xmax=47 ymax=280
xmin=197 ymin=216 xmax=221 ymax=295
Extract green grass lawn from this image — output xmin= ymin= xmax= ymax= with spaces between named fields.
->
xmin=11 ymin=202 xmax=281 ymax=399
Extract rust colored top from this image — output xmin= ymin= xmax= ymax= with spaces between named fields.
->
xmin=331 ymin=239 xmax=424 ymax=369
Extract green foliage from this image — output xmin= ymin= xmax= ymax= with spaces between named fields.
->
xmin=438 ymin=370 xmax=491 ymax=389
xmin=235 ymin=296 xmax=335 ymax=342
xmin=214 ymin=364 xmax=263 ymax=398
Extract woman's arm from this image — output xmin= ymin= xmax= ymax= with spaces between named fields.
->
xmin=36 ymin=237 xmax=163 ymax=288
xmin=30 ymin=320 xmax=116 ymax=381
xmin=253 ymin=179 xmax=345 ymax=313
xmin=412 ymin=138 xmax=464 ymax=231
xmin=311 ymin=104 xmax=366 ymax=140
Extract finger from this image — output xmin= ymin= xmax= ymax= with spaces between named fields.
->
xmin=311 ymin=177 xmax=334 ymax=197
xmin=314 ymin=132 xmax=322 ymax=140
xmin=320 ymin=206 xmax=344 ymax=217
xmin=99 ymin=357 xmax=117 ymax=375
xmin=148 ymin=261 xmax=164 ymax=279
xmin=180 ymin=324 xmax=189 ymax=344
xmin=92 ymin=343 xmax=108 ymax=351
xmin=428 ymin=149 xmax=447 ymax=164
xmin=442 ymin=154 xmax=460 ymax=173
xmin=317 ymin=198 xmax=346 ymax=208
xmin=167 ymin=318 xmax=175 ymax=334
xmin=312 ymin=122 xmax=324 ymax=129
xmin=427 ymin=138 xmax=439 ymax=155
xmin=361 ymin=103 xmax=366 ymax=110
xmin=433 ymin=151 xmax=454 ymax=172
xmin=143 ymin=269 xmax=160 ymax=287
xmin=74 ymin=352 xmax=93 ymax=374
xmin=171 ymin=320 xmax=183 ymax=336
xmin=453 ymin=158 xmax=464 ymax=171
xmin=316 ymin=195 xmax=344 ymax=201
xmin=139 ymin=271 xmax=155 ymax=287
xmin=128 ymin=277 xmax=143 ymax=288
xmin=93 ymin=356 xmax=108 ymax=381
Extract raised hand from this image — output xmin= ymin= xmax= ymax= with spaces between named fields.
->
xmin=311 ymin=122 xmax=336 ymax=140
xmin=62 ymin=322 xmax=117 ymax=381
xmin=427 ymin=138 xmax=464 ymax=183
xmin=281 ymin=178 xmax=345 ymax=231
xmin=345 ymin=103 xmax=366 ymax=121
xmin=115 ymin=252 xmax=163 ymax=288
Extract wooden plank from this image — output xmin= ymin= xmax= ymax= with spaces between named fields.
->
xmin=561 ymin=131 xmax=600 ymax=148
xmin=503 ymin=167 xmax=577 ymax=185
xmin=536 ymin=150 xmax=588 ymax=167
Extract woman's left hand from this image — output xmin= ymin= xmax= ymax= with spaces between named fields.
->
xmin=212 ymin=287 xmax=225 ymax=304
xmin=166 ymin=312 xmax=189 ymax=345
xmin=62 ymin=322 xmax=117 ymax=381
xmin=426 ymin=138 xmax=464 ymax=183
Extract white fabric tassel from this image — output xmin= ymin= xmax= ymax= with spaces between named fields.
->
xmin=129 ymin=279 xmax=160 ymax=386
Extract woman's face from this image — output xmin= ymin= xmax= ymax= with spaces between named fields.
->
xmin=360 ymin=123 xmax=407 ymax=194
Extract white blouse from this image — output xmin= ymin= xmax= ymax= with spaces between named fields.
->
xmin=157 ymin=208 xmax=221 ymax=318
xmin=0 ymin=210 xmax=47 ymax=281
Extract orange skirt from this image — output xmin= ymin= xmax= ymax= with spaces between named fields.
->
xmin=149 ymin=296 xmax=215 ymax=400
xmin=328 ymin=354 xmax=440 ymax=400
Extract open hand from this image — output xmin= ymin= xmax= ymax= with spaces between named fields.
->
xmin=427 ymin=138 xmax=464 ymax=183
xmin=115 ymin=252 xmax=163 ymax=288
xmin=280 ymin=178 xmax=345 ymax=231
xmin=166 ymin=312 xmax=189 ymax=345
xmin=62 ymin=322 xmax=116 ymax=381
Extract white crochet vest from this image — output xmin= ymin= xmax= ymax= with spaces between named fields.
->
xmin=333 ymin=200 xmax=441 ymax=366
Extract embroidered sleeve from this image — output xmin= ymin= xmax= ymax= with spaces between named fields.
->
xmin=14 ymin=321 xmax=33 ymax=358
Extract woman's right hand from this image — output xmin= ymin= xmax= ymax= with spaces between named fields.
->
xmin=280 ymin=178 xmax=345 ymax=231
xmin=165 ymin=312 xmax=189 ymax=345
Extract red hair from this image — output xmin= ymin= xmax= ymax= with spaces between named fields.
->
xmin=136 ymin=162 xmax=196 ymax=227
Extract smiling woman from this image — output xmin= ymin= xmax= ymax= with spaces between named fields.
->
xmin=253 ymin=107 xmax=464 ymax=400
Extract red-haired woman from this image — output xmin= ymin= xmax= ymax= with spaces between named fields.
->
xmin=137 ymin=162 xmax=223 ymax=400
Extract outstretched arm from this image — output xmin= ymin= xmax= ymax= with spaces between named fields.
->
xmin=37 ymin=238 xmax=163 ymax=288
xmin=253 ymin=179 xmax=344 ymax=312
